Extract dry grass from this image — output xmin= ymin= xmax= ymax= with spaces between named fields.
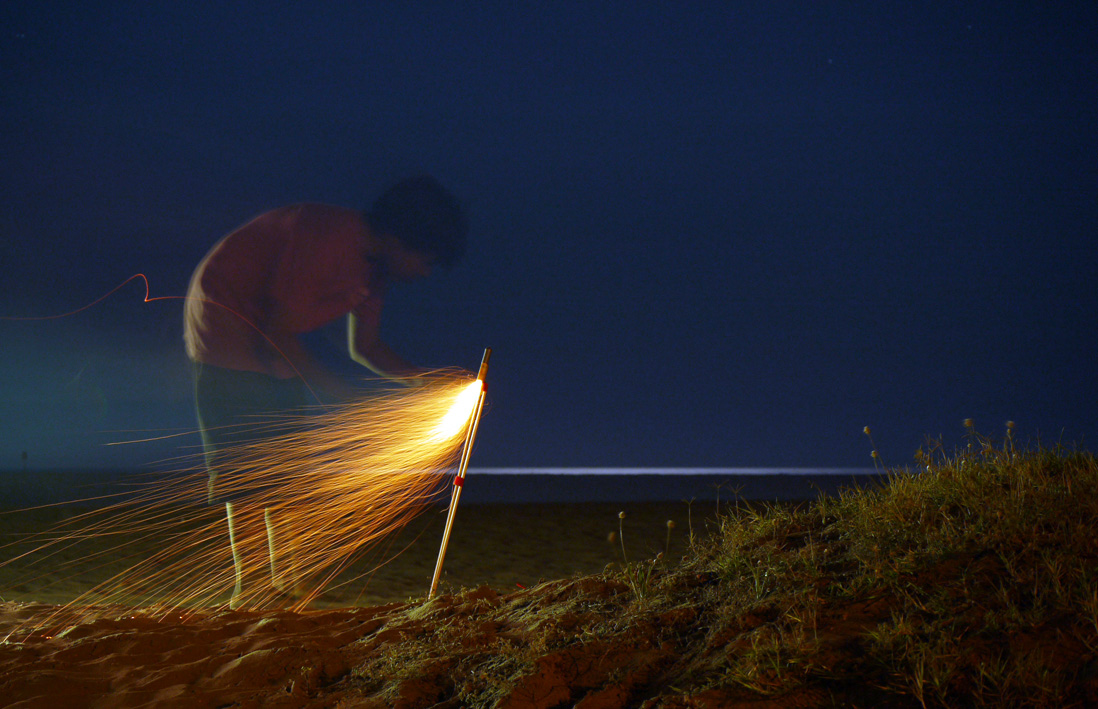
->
xmin=319 ymin=431 xmax=1098 ymax=708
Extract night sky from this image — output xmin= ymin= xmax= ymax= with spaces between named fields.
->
xmin=2 ymin=3 xmax=1096 ymax=471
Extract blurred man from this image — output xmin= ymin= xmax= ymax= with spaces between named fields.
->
xmin=184 ymin=175 xmax=467 ymax=608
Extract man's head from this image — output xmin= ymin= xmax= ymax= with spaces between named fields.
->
xmin=366 ymin=176 xmax=468 ymax=273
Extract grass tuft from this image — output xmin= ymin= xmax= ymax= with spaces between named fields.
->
xmin=332 ymin=435 xmax=1098 ymax=707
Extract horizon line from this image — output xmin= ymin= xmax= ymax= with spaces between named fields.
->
xmin=0 ymin=466 xmax=883 ymax=476
xmin=468 ymin=467 xmax=881 ymax=476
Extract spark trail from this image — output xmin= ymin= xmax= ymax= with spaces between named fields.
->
xmin=1 ymin=275 xmax=486 ymax=637
xmin=2 ymin=374 xmax=483 ymax=637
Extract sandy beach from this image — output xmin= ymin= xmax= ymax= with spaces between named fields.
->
xmin=0 ymin=498 xmax=720 ymax=707
xmin=0 ymin=499 xmax=719 ymax=608
xmin=2 ymin=451 xmax=1096 ymax=707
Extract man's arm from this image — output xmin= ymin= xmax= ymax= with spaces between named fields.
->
xmin=259 ymin=294 xmax=356 ymax=400
xmin=263 ymin=329 xmax=356 ymax=401
xmin=347 ymin=311 xmax=426 ymax=383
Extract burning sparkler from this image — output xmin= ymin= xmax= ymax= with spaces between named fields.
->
xmin=2 ymin=356 xmax=493 ymax=637
xmin=2 ymin=276 xmax=497 ymax=635
xmin=429 ymin=347 xmax=491 ymax=599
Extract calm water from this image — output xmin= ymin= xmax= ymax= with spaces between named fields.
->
xmin=0 ymin=467 xmax=885 ymax=507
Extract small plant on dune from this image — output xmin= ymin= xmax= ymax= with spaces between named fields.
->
xmin=685 ymin=498 xmax=697 ymax=550
xmin=614 ymin=510 xmax=662 ymax=599
xmin=724 ymin=626 xmax=792 ymax=695
xmin=864 ymin=425 xmax=884 ymax=472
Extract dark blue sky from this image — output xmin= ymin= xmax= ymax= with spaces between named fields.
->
xmin=2 ymin=2 xmax=1096 ymax=470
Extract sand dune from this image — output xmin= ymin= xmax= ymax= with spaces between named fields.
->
xmin=0 ymin=500 xmax=713 ymax=707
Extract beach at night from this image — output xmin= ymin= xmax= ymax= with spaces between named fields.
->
xmin=2 ymin=449 xmax=1096 ymax=706
xmin=3 ymin=1 xmax=1096 ymax=706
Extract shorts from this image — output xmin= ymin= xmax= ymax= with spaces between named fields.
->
xmin=192 ymin=361 xmax=311 ymax=504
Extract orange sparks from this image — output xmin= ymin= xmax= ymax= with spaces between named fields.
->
xmin=430 ymin=379 xmax=484 ymax=442
xmin=1 ymin=371 xmax=485 ymax=638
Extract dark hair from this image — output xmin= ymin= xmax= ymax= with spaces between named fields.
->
xmin=367 ymin=175 xmax=468 ymax=268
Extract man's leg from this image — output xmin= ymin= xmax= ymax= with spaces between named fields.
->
xmin=225 ymin=501 xmax=245 ymax=609
xmin=225 ymin=501 xmax=280 ymax=609
xmin=265 ymin=507 xmax=305 ymax=598
xmin=195 ymin=363 xmax=312 ymax=608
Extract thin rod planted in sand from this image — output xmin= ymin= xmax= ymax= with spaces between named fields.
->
xmin=429 ymin=348 xmax=491 ymax=599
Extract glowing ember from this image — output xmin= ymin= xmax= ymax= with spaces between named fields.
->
xmin=430 ymin=379 xmax=484 ymax=442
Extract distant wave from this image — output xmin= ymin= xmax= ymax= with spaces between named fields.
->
xmin=468 ymin=467 xmax=878 ymax=476
xmin=0 ymin=467 xmax=887 ymax=506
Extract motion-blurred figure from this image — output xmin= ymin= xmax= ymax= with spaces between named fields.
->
xmin=183 ymin=176 xmax=467 ymax=608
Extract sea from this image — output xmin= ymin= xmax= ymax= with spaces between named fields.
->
xmin=0 ymin=467 xmax=888 ymax=508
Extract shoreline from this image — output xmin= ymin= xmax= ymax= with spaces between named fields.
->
xmin=0 ymin=468 xmax=888 ymax=507
xmin=1 ymin=500 xmax=726 ymax=609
